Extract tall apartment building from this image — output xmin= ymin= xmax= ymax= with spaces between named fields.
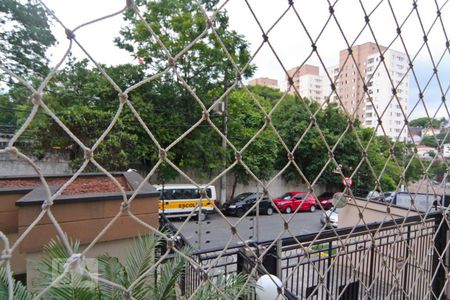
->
xmin=337 ymin=42 xmax=408 ymax=139
xmin=327 ymin=65 xmax=340 ymax=103
xmin=248 ymin=77 xmax=279 ymax=90
xmin=285 ymin=65 xmax=329 ymax=104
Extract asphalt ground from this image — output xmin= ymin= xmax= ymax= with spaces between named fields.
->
xmin=171 ymin=210 xmax=324 ymax=250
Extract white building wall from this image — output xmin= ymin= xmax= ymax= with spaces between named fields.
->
xmin=443 ymin=143 xmax=450 ymax=159
xmin=298 ymin=74 xmax=327 ymax=104
xmin=326 ymin=65 xmax=340 ymax=104
xmin=364 ymin=49 xmax=409 ymax=140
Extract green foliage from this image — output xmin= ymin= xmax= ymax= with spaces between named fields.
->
xmin=227 ymin=88 xmax=278 ymax=183
xmin=0 ymin=0 xmax=56 ymax=78
xmin=96 ymin=256 xmax=126 ymax=300
xmin=3 ymin=0 xmax=256 ymax=177
xmin=428 ymin=160 xmax=448 ymax=181
xmin=34 ymin=239 xmax=98 ymax=299
xmin=0 ymin=94 xmax=19 ymax=126
xmin=420 ymin=132 xmax=450 ymax=147
xmin=9 ymin=60 xmax=155 ymax=171
xmin=266 ymin=90 xmax=421 ymax=191
xmin=270 ymin=95 xmax=360 ymax=187
xmin=409 ymin=117 xmax=448 ymax=128
xmin=0 ymin=234 xmax=253 ymax=299
xmin=115 ymin=0 xmax=256 ymax=179
xmin=116 ymin=0 xmax=254 ymax=96
xmin=191 ymin=272 xmax=253 ymax=300
xmin=0 ymin=0 xmax=425 ymax=192
xmin=123 ymin=234 xmax=160 ymax=298
xmin=0 ymin=268 xmax=33 ymax=300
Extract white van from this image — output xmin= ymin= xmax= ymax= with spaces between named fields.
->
xmin=154 ymin=184 xmax=217 ymax=219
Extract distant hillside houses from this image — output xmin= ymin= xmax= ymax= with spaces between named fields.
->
xmin=416 ymin=145 xmax=437 ymax=160
xmin=408 ymin=125 xmax=450 ymax=145
xmin=415 ymin=143 xmax=450 ymax=161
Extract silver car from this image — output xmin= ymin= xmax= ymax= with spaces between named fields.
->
xmin=320 ymin=207 xmax=339 ymax=228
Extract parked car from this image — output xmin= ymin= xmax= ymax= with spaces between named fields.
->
xmin=382 ymin=191 xmax=396 ymax=202
xmin=320 ymin=207 xmax=340 ymax=228
xmin=355 ymin=190 xmax=386 ymax=201
xmin=272 ymin=192 xmax=318 ymax=213
xmin=222 ymin=193 xmax=273 ymax=217
xmin=316 ymin=192 xmax=335 ymax=210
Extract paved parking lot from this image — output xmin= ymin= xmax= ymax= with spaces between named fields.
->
xmin=171 ymin=211 xmax=324 ymax=250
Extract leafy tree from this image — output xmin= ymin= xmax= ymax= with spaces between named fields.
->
xmin=271 ymin=96 xmax=363 ymax=188
xmin=9 ymin=60 xmax=155 ymax=170
xmin=116 ymin=0 xmax=254 ymax=97
xmin=226 ymin=87 xmax=279 ymax=200
xmin=409 ymin=117 xmax=447 ymax=128
xmin=270 ymin=93 xmax=421 ymax=192
xmin=0 ymin=0 xmax=56 ymax=79
xmin=428 ymin=160 xmax=448 ymax=182
xmin=5 ymin=59 xmax=236 ymax=180
xmin=115 ymin=0 xmax=255 ymax=178
xmin=0 ymin=94 xmax=20 ymax=126
xmin=420 ymin=132 xmax=450 ymax=147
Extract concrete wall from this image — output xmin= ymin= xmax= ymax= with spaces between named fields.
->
xmin=5 ymin=232 xmax=27 ymax=275
xmin=18 ymin=196 xmax=159 ymax=253
xmin=26 ymin=237 xmax=137 ymax=291
xmin=338 ymin=198 xmax=418 ymax=228
xmin=0 ymin=153 xmax=71 ymax=176
xmin=227 ymin=175 xmax=328 ymax=200
xmin=150 ymin=171 xmax=329 ymax=202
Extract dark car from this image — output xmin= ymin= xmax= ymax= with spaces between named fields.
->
xmin=222 ymin=193 xmax=274 ymax=217
xmin=317 ymin=192 xmax=335 ymax=210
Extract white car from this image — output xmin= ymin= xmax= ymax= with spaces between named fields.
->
xmin=320 ymin=207 xmax=339 ymax=228
xmin=383 ymin=191 xmax=396 ymax=202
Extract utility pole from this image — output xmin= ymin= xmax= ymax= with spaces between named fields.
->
xmin=220 ymin=97 xmax=228 ymax=206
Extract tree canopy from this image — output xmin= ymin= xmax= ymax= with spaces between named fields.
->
xmin=116 ymin=0 xmax=254 ymax=99
xmin=409 ymin=117 xmax=448 ymax=128
xmin=420 ymin=132 xmax=450 ymax=147
xmin=0 ymin=0 xmax=425 ymax=194
xmin=0 ymin=0 xmax=56 ymax=79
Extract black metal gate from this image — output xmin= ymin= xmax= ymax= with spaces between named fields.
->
xmin=259 ymin=213 xmax=448 ymax=299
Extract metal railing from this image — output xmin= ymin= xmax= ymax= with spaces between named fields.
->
xmin=160 ymin=212 xmax=448 ymax=299
xmin=0 ymin=0 xmax=449 ymax=299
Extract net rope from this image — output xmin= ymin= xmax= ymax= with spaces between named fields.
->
xmin=0 ymin=0 xmax=449 ymax=299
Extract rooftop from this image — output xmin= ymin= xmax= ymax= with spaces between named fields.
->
xmin=0 ymin=175 xmax=130 ymax=195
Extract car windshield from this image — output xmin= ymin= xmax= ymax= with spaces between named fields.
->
xmin=231 ymin=193 xmax=252 ymax=203
xmin=280 ymin=193 xmax=292 ymax=200
xmin=319 ymin=192 xmax=334 ymax=198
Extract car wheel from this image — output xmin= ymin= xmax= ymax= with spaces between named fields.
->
xmin=309 ymin=205 xmax=316 ymax=212
xmin=266 ymin=207 xmax=274 ymax=216
xmin=285 ymin=206 xmax=292 ymax=214
xmin=235 ymin=208 xmax=245 ymax=218
xmin=197 ymin=212 xmax=206 ymax=221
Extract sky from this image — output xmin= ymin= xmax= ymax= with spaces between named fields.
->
xmin=42 ymin=0 xmax=449 ymax=119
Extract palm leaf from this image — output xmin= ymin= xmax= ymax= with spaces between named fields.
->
xmin=34 ymin=238 xmax=98 ymax=300
xmin=190 ymin=273 xmax=254 ymax=300
xmin=124 ymin=234 xmax=161 ymax=299
xmin=0 ymin=267 xmax=33 ymax=300
xmin=96 ymin=255 xmax=126 ymax=300
xmin=151 ymin=246 xmax=192 ymax=300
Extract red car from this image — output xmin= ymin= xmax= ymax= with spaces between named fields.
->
xmin=273 ymin=192 xmax=318 ymax=213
